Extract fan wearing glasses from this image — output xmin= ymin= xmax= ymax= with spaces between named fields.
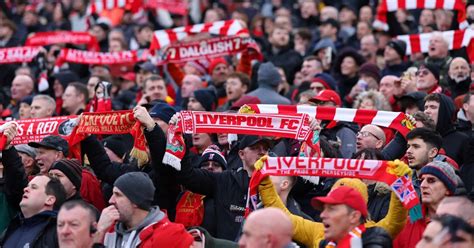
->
xmin=415 ymin=64 xmax=443 ymax=94
xmin=355 ymin=124 xmax=386 ymax=153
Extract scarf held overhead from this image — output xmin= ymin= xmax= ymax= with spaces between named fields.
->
xmin=163 ymin=111 xmax=314 ymax=170
xmin=164 ymin=36 xmax=254 ymax=63
xmin=374 ymin=0 xmax=468 ymax=31
xmin=247 ymin=157 xmax=420 ymax=218
xmin=244 ymin=104 xmax=415 ymax=136
xmin=55 ymin=48 xmax=146 ymax=67
xmin=150 ymin=20 xmax=248 ymax=51
xmin=0 ymin=47 xmax=42 ymax=64
xmin=69 ymin=111 xmax=148 ymax=165
xmin=25 ymin=31 xmax=100 ymax=51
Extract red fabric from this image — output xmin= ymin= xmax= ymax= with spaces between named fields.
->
xmin=208 ymin=58 xmax=227 ymax=74
xmin=167 ymin=63 xmax=185 ymax=87
xmin=138 ymin=217 xmax=193 ymax=248
xmin=382 ymin=127 xmax=395 ymax=144
xmin=174 ymin=191 xmax=205 ymax=227
xmin=236 ymin=49 xmax=252 ymax=77
xmin=80 ymin=169 xmax=106 ymax=211
xmin=393 ymin=213 xmax=428 ymax=248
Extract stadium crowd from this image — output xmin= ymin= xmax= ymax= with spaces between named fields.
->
xmin=0 ymin=0 xmax=474 ymax=247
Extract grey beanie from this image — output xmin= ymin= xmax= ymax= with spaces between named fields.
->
xmin=114 ymin=172 xmax=155 ymax=210
xmin=257 ymin=62 xmax=281 ymax=88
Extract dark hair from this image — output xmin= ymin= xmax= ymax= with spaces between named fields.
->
xmin=296 ymin=28 xmax=312 ymax=41
xmin=352 ymin=148 xmax=384 ymax=160
xmin=463 ymin=93 xmax=472 ymax=104
xmin=227 ymin=72 xmax=251 ymax=90
xmin=68 ymin=82 xmax=90 ymax=103
xmin=60 ymin=200 xmax=100 ymax=221
xmin=412 ymin=111 xmax=436 ymax=130
xmin=406 ymin=127 xmax=443 ymax=150
xmin=45 ymin=176 xmax=67 ymax=210
xmin=143 ymin=75 xmax=164 ymax=91
xmin=346 ymin=206 xmax=367 ymax=224
xmin=424 ymin=93 xmax=441 ymax=104
xmin=433 ymin=214 xmax=474 ymax=241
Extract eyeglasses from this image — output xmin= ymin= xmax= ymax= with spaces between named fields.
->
xmin=357 ymin=131 xmax=380 ymax=140
xmin=415 ymin=69 xmax=430 ymax=77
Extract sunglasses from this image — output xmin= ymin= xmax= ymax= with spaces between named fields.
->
xmin=415 ymin=69 xmax=430 ymax=77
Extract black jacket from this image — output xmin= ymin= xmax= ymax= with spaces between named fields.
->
xmin=435 ymin=93 xmax=469 ymax=165
xmin=447 ymin=77 xmax=471 ymax=99
xmin=1 ymin=211 xmax=59 ymax=248
xmin=381 ymin=62 xmax=412 ymax=77
xmin=2 ymin=147 xmax=29 ymax=208
xmin=263 ymin=45 xmax=303 ymax=84
xmin=367 ymin=184 xmax=390 ymax=222
xmin=169 ymin=152 xmax=250 ymax=241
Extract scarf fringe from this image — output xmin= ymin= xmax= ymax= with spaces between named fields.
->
xmin=130 ymin=147 xmax=149 ymax=168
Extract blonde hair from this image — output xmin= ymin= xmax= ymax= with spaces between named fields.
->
xmin=353 ymin=90 xmax=392 ymax=111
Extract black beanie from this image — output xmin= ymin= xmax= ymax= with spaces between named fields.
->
xmin=49 ymin=159 xmax=82 ymax=191
xmin=103 ymin=136 xmax=127 ymax=159
xmin=193 ymin=89 xmax=217 ymax=111
xmin=114 ymin=172 xmax=155 ymax=210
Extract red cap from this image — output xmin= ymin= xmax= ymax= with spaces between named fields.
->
xmin=310 ymin=89 xmax=342 ymax=107
xmin=119 ymin=72 xmax=135 ymax=82
xmin=311 ymin=186 xmax=368 ymax=217
xmin=208 ymin=58 xmax=227 ymax=74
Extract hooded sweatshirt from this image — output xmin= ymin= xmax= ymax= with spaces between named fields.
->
xmin=105 ymin=206 xmax=165 ymax=247
xmin=435 ymin=93 xmax=469 ymax=164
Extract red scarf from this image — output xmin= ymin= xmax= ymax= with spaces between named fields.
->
xmin=146 ymin=0 xmax=188 ymax=15
xmin=246 ymin=157 xmax=421 ymax=220
xmin=374 ymin=0 xmax=468 ymax=31
xmin=245 ymin=104 xmax=415 ymax=136
xmin=69 ymin=111 xmax=148 ymax=166
xmin=163 ymin=111 xmax=315 ymax=170
xmin=55 ymin=48 xmax=145 ymax=67
xmin=25 ymin=31 xmax=100 ymax=51
xmin=326 ymin=224 xmax=366 ymax=248
xmin=0 ymin=47 xmax=42 ymax=64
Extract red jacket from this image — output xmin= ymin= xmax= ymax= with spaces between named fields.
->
xmin=393 ymin=207 xmax=429 ymax=248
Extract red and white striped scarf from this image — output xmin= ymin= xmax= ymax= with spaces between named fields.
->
xmin=25 ymin=31 xmax=100 ymax=51
xmin=163 ymin=111 xmax=314 ymax=170
xmin=150 ymin=20 xmax=248 ymax=51
xmin=374 ymin=0 xmax=468 ymax=31
xmin=326 ymin=224 xmax=365 ymax=248
xmin=55 ymin=48 xmax=146 ymax=67
xmin=146 ymin=0 xmax=188 ymax=15
xmin=86 ymin=0 xmax=142 ymax=14
xmin=245 ymin=104 xmax=415 ymax=136
xmin=0 ymin=46 xmax=42 ymax=64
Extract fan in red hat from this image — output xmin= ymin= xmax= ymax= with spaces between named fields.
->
xmin=312 ymin=186 xmax=369 ymax=247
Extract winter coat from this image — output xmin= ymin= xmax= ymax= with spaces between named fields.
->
xmin=381 ymin=62 xmax=412 ymax=77
xmin=258 ymin=176 xmax=407 ymax=248
xmin=367 ymin=183 xmax=391 ymax=222
xmin=168 ymin=152 xmax=251 ymax=241
xmin=2 ymin=146 xmax=30 ymax=207
xmin=263 ymin=46 xmax=303 ymax=84
xmin=447 ymin=77 xmax=471 ymax=99
xmin=0 ymin=179 xmax=18 ymax=233
xmin=393 ymin=208 xmax=430 ymax=248
xmin=103 ymin=207 xmax=192 ymax=248
xmin=320 ymin=121 xmax=358 ymax=159
xmin=434 ymin=93 xmax=469 ymax=165
xmin=247 ymin=87 xmax=291 ymax=105
xmin=1 ymin=211 xmax=59 ymax=248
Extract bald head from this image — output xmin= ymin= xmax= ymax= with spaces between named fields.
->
xmin=356 ymin=124 xmax=386 ymax=152
xmin=379 ymin=75 xmax=399 ymax=99
xmin=11 ymin=75 xmax=34 ymax=101
xmin=239 ymin=207 xmax=293 ymax=248
xmin=181 ymin=74 xmax=203 ymax=98
xmin=437 ymin=196 xmax=474 ymax=226
xmin=320 ymin=6 xmax=338 ymax=21
xmin=448 ymin=57 xmax=470 ymax=83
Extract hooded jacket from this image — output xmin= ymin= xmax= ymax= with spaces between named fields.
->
xmin=103 ymin=207 xmax=192 ymax=248
xmin=434 ymin=93 xmax=469 ymax=165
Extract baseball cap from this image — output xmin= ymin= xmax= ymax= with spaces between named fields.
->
xmin=134 ymin=61 xmax=158 ymax=74
xmin=119 ymin=72 xmax=135 ymax=82
xmin=238 ymin=135 xmax=273 ymax=150
xmin=15 ymin=144 xmax=37 ymax=159
xmin=309 ymin=90 xmax=342 ymax=107
xmin=311 ymin=186 xmax=368 ymax=217
xmin=28 ymin=135 xmax=69 ymax=156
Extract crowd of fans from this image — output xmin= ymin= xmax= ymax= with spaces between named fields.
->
xmin=0 ymin=0 xmax=474 ymax=247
